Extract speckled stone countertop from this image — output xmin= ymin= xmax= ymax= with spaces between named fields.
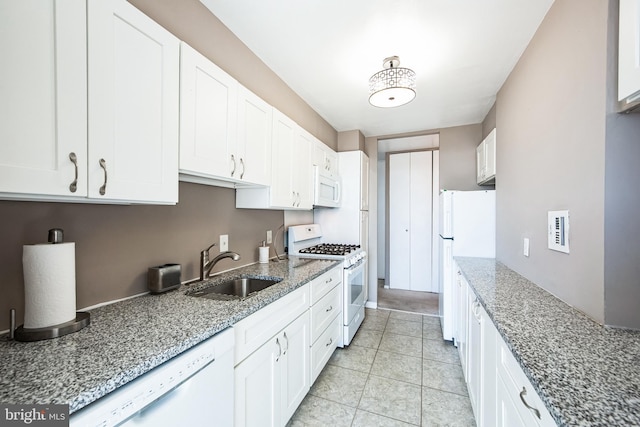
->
xmin=0 ymin=257 xmax=340 ymax=414
xmin=455 ymin=257 xmax=640 ymax=427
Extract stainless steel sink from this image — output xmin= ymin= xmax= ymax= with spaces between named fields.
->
xmin=187 ymin=276 xmax=282 ymax=300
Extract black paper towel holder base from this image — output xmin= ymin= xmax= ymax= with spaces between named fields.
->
xmin=12 ymin=311 xmax=90 ymax=342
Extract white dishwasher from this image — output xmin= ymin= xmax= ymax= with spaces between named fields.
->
xmin=70 ymin=328 xmax=234 ymax=427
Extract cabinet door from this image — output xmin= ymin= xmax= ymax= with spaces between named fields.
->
xmin=485 ymin=129 xmax=496 ymax=179
xmin=481 ymin=307 xmax=497 ymax=427
xmin=237 ymin=86 xmax=272 ymax=186
xmin=235 ymin=337 xmax=281 ymax=427
xmin=496 ymin=374 xmax=529 ymax=427
xmin=270 ymin=110 xmax=296 ymax=207
xmin=280 ymin=312 xmax=311 ymax=424
xmin=456 ymin=274 xmax=469 ymax=377
xmin=476 ymin=143 xmax=485 ymax=184
xmin=0 ymin=0 xmax=87 ymax=198
xmin=619 ymin=0 xmax=640 ymax=101
xmin=360 ymin=152 xmax=369 ymax=211
xmin=467 ymin=293 xmax=483 ymax=422
xmin=294 ymin=128 xmax=313 ymax=209
xmin=88 ymin=0 xmax=179 ymax=203
xmin=179 ymin=42 xmax=238 ymax=182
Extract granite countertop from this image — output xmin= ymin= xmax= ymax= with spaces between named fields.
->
xmin=455 ymin=257 xmax=640 ymax=427
xmin=0 ymin=257 xmax=340 ymax=414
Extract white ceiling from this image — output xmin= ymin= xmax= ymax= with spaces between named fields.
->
xmin=201 ymin=0 xmax=554 ymax=138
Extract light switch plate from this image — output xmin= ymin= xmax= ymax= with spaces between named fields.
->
xmin=220 ymin=234 xmax=229 ymax=252
xmin=266 ymin=230 xmax=272 ymax=244
xmin=523 ymin=238 xmax=530 ymax=257
xmin=548 ymin=210 xmax=569 ymax=253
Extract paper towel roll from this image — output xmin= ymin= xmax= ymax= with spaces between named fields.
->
xmin=259 ymin=246 xmax=270 ymax=264
xmin=22 ymin=242 xmax=76 ymax=329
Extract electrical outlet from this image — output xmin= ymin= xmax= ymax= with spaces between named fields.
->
xmin=266 ymin=230 xmax=272 ymax=244
xmin=220 ymin=234 xmax=229 ymax=252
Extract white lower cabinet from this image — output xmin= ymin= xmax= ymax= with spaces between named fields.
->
xmin=456 ymin=272 xmax=556 ymax=427
xmin=496 ymin=338 xmax=556 ymax=427
xmin=309 ymin=266 xmax=342 ymax=383
xmin=234 ymin=284 xmax=311 ymax=427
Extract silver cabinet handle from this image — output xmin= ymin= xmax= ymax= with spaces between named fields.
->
xmin=292 ymin=191 xmax=296 ymax=207
xmin=240 ymin=158 xmax=245 ymax=179
xmin=275 ymin=338 xmax=282 ymax=362
xmin=283 ymin=332 xmax=289 ymax=355
xmin=519 ymin=387 xmax=541 ymax=419
xmin=325 ymin=305 xmax=333 ymax=313
xmin=326 ymin=337 xmax=333 ymax=347
xmin=68 ymin=152 xmax=78 ymax=193
xmin=230 ymin=154 xmax=236 ymax=177
xmin=99 ymin=158 xmax=107 ymax=195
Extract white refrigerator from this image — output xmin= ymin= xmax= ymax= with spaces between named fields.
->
xmin=439 ymin=190 xmax=495 ymax=341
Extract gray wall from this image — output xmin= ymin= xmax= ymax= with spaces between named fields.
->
xmin=603 ymin=1 xmax=640 ymax=328
xmin=491 ymin=0 xmax=608 ymax=324
xmin=0 ymin=183 xmax=283 ymax=331
xmin=129 ymin=0 xmax=338 ymax=150
xmin=439 ymin=124 xmax=487 ymax=191
xmin=1 ymin=0 xmax=342 ymax=331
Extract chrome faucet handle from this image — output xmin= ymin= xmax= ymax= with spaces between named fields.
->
xmin=201 ymin=243 xmax=217 ymax=262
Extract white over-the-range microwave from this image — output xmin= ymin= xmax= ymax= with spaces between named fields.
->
xmin=313 ymin=166 xmax=341 ymax=208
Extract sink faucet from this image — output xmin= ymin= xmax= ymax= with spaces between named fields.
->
xmin=200 ymin=243 xmax=241 ymax=280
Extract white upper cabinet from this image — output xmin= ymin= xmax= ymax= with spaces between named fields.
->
xmin=236 ymin=109 xmax=314 ymax=210
xmin=0 ymin=0 xmax=179 ymax=204
xmin=179 ymin=42 xmax=272 ymax=187
xmin=0 ymin=0 xmax=87 ymax=198
xmin=619 ymin=0 xmax=640 ymax=110
xmin=269 ymin=110 xmax=297 ymax=207
xmin=313 ymin=139 xmax=339 ymax=177
xmin=476 ymin=128 xmax=496 ymax=186
xmin=88 ymin=0 xmax=179 ymax=203
xmin=179 ymin=42 xmax=238 ymax=184
xmin=237 ymin=86 xmax=273 ymax=186
xmin=294 ymin=128 xmax=313 ymax=210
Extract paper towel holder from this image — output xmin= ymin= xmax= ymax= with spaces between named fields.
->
xmin=12 ymin=228 xmax=91 ymax=341
xmin=13 ymin=311 xmax=90 ymax=342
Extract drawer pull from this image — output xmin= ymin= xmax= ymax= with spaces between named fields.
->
xmin=325 ymin=305 xmax=333 ymax=313
xmin=99 ymin=158 xmax=107 ymax=195
xmin=69 ymin=152 xmax=78 ymax=193
xmin=283 ymin=332 xmax=289 ymax=355
xmin=326 ymin=338 xmax=333 ymax=347
xmin=519 ymin=387 xmax=541 ymax=419
xmin=230 ymin=154 xmax=236 ymax=177
xmin=326 ymin=278 xmax=333 ymax=284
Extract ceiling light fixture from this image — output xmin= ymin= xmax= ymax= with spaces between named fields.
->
xmin=368 ymin=56 xmax=416 ymax=108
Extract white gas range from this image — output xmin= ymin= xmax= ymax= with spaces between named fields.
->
xmin=288 ymin=224 xmax=366 ymax=346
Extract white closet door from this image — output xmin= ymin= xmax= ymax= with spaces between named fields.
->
xmin=389 ymin=153 xmax=411 ymax=289
xmin=410 ymin=151 xmax=433 ymax=291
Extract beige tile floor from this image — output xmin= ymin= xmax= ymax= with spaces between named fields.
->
xmin=287 ymin=308 xmax=476 ymax=426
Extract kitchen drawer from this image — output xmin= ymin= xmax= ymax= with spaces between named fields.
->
xmin=497 ymin=339 xmax=556 ymax=427
xmin=310 ymin=314 xmax=341 ymax=383
xmin=310 ymin=283 xmax=341 ymax=344
xmin=310 ymin=266 xmax=342 ymax=305
xmin=234 ymin=284 xmax=309 ymax=365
